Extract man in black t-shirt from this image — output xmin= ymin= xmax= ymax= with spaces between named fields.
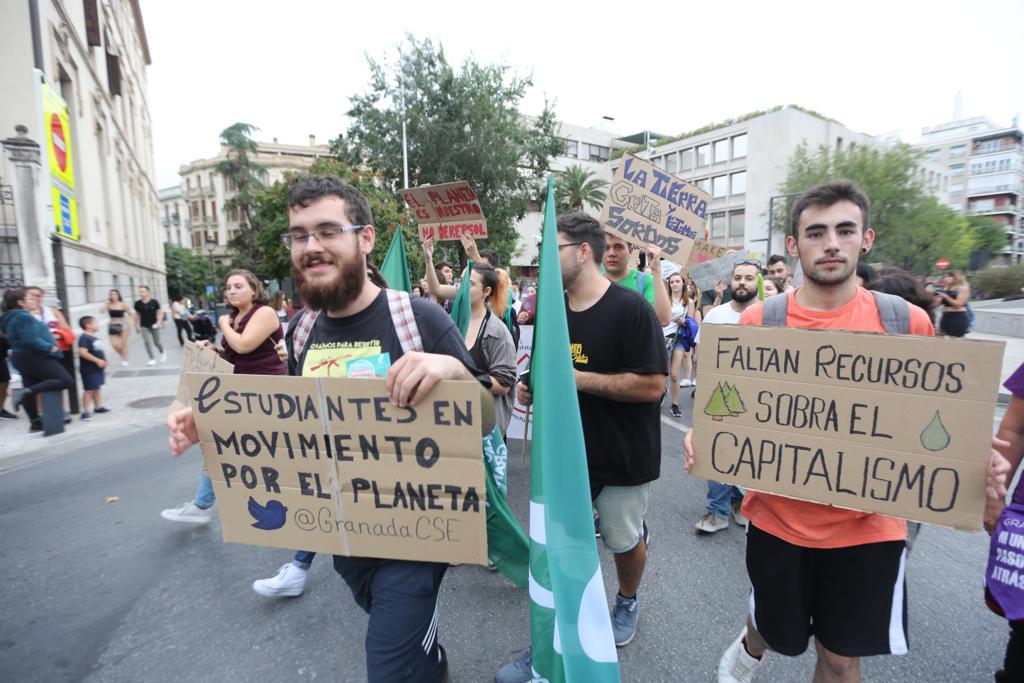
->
xmin=133 ymin=286 xmax=165 ymax=365
xmin=517 ymin=213 xmax=666 ymax=651
xmin=168 ymin=175 xmax=491 ymax=683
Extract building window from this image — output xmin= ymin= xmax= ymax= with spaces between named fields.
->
xmin=666 ymin=153 xmax=678 ymax=173
xmin=564 ymin=139 xmax=578 ymax=158
xmin=713 ymin=139 xmax=729 ymax=163
xmin=653 ymin=156 xmax=665 ymax=169
xmin=186 ymin=177 xmax=190 ymax=189
xmin=680 ymin=148 xmax=694 ymax=170
xmin=696 ymin=178 xmax=710 ymax=192
xmin=712 ymin=175 xmax=728 ymax=198
xmin=209 ymin=173 xmax=215 ymax=190
xmin=190 ymin=201 xmax=199 ymax=220
xmin=729 ymin=210 xmax=745 ymax=238
xmin=581 ymin=143 xmax=609 ymax=162
xmin=696 ymin=144 xmax=710 ymax=167
xmin=732 ymin=134 xmax=748 ymax=159
xmin=211 ymin=201 xmax=217 ymax=223
xmin=836 ymin=136 xmax=843 ymax=151
xmin=711 ymin=211 xmax=727 ymax=238
xmin=950 ymin=144 xmax=966 ymax=158
xmin=730 ymin=171 xmax=747 ymax=195
xmin=950 ymin=163 xmax=965 ymax=176
xmin=925 ymin=148 xmax=941 ymax=162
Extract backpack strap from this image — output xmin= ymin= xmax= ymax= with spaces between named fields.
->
xmin=870 ymin=290 xmax=910 ymax=335
xmin=761 ymin=293 xmax=789 ymax=327
xmin=290 ymin=308 xmax=321 ymax=362
xmin=385 ymin=288 xmax=424 ymax=353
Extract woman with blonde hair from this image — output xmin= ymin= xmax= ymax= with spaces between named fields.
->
xmin=936 ymin=269 xmax=971 ymax=338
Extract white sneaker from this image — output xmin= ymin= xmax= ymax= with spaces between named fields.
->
xmin=146 ymin=359 xmax=156 ymax=366
xmin=120 ymin=360 xmax=129 ymax=367
xmin=252 ymin=563 xmax=308 ymax=597
xmin=159 ymin=353 xmax=167 ymax=363
xmin=679 ymin=378 xmax=692 ymax=387
xmin=694 ymin=512 xmax=729 ymax=534
xmin=161 ymin=501 xmax=214 ymax=524
xmin=718 ymin=627 xmax=763 ymax=682
xmin=691 ymin=379 xmax=697 ymax=387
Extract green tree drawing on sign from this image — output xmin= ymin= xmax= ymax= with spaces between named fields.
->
xmin=704 ymin=383 xmax=731 ymax=421
xmin=723 ymin=383 xmax=747 ymax=417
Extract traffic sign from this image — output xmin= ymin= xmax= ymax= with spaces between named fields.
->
xmin=935 ymin=258 xmax=950 ymax=270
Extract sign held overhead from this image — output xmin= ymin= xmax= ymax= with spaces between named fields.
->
xmin=692 ymin=324 xmax=1004 ymax=531
xmin=399 ymin=181 xmax=488 ymax=241
xmin=598 ymin=153 xmax=710 ymax=265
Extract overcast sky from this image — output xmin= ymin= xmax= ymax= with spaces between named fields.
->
xmin=142 ymin=0 xmax=1024 ymax=189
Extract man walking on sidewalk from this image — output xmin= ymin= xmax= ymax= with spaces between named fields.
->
xmin=692 ymin=259 xmax=761 ymax=534
xmin=134 ymin=286 xmax=166 ymax=366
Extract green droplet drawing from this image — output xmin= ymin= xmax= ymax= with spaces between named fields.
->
xmin=920 ymin=411 xmax=951 ymax=451
xmin=704 ymin=382 xmax=730 ymax=421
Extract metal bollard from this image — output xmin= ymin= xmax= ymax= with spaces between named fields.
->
xmin=40 ymin=391 xmax=65 ymax=436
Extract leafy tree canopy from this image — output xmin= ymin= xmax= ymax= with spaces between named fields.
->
xmin=333 ymin=35 xmax=564 ymax=267
xmin=218 ymin=122 xmax=267 ymax=275
xmin=777 ymin=143 xmax=993 ymax=274
xmin=164 ymin=242 xmax=226 ymax=302
xmin=251 ymin=158 xmax=421 ymax=285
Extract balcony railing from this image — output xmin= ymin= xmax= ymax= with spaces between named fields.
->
xmin=967 ymin=185 xmax=1023 ymax=197
xmin=968 ymin=205 xmax=1021 ymax=215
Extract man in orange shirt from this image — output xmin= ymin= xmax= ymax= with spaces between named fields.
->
xmin=684 ymin=180 xmax=1007 ymax=682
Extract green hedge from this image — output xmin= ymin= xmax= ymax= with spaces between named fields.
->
xmin=971 ymin=265 xmax=1024 ymax=299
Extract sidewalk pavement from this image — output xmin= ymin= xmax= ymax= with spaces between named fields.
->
xmin=966 ymin=330 xmax=1024 ymax=402
xmin=1 ymin=324 xmax=187 ymax=471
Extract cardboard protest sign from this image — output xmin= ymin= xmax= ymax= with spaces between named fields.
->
xmin=169 ymin=340 xmax=234 ymax=412
xmin=692 ymin=324 xmax=1004 ymax=530
xmin=185 ymin=373 xmax=488 ymax=564
xmin=505 ymin=325 xmax=534 ymax=441
xmin=399 ymin=181 xmax=487 ymax=241
xmin=598 ymin=153 xmax=710 ymax=265
xmin=687 ymin=250 xmax=747 ymax=292
xmin=688 ymin=239 xmax=733 ymax=266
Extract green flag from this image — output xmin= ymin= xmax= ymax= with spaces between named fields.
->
xmin=380 ymin=228 xmax=412 ymax=293
xmin=530 ymin=176 xmax=620 ymax=682
xmin=449 ymin=260 xmax=529 ymax=588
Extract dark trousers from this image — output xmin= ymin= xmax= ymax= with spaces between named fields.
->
xmin=996 ymin=621 xmax=1024 ymax=683
xmin=10 ymin=351 xmax=73 ymax=421
xmin=174 ymin=319 xmax=194 ymax=345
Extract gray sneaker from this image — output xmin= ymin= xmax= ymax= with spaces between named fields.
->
xmin=611 ymin=593 xmax=639 ymax=646
xmin=495 ymin=647 xmax=531 ymax=683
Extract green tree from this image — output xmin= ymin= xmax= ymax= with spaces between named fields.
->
xmin=723 ymin=383 xmax=747 ymax=416
xmin=704 ymin=383 xmax=731 ymax=421
xmin=776 ymin=143 xmax=977 ymax=274
xmin=967 ymin=215 xmax=1007 ymax=266
xmin=556 ymin=164 xmax=609 ymax=212
xmin=251 ymin=158 xmax=421 ymax=284
xmin=164 ymin=242 xmax=221 ymax=301
xmin=217 ymin=122 xmax=266 ymax=274
xmin=335 ymin=35 xmax=564 ymax=267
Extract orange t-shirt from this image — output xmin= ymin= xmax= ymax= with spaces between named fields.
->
xmin=737 ymin=287 xmax=936 ymax=549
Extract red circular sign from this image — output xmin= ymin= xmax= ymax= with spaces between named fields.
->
xmin=935 ymin=258 xmax=950 ymax=270
xmin=50 ymin=113 xmax=67 ymax=172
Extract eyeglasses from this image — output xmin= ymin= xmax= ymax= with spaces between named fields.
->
xmin=280 ymin=225 xmax=364 ymax=248
xmin=736 ymin=258 xmax=762 ymax=269
xmin=557 ymin=241 xmax=584 ymax=250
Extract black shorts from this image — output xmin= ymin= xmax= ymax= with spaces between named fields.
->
xmin=940 ymin=310 xmax=969 ymax=337
xmin=0 ymin=359 xmax=9 ymax=384
xmin=746 ymin=523 xmax=908 ymax=657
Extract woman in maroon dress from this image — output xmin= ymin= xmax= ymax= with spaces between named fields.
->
xmin=161 ymin=269 xmax=285 ymax=525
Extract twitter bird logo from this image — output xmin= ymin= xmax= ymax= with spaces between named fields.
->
xmin=248 ymin=497 xmax=288 ymax=530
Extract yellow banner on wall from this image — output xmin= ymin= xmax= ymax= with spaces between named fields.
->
xmin=40 ymin=79 xmax=79 ymax=241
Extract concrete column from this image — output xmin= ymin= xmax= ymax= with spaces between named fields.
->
xmin=1 ymin=125 xmax=55 ymax=296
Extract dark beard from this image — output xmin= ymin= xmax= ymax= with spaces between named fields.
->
xmin=731 ymin=287 xmax=756 ymax=303
xmin=293 ymin=252 xmax=366 ymax=312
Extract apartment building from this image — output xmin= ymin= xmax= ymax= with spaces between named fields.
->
xmin=917 ymin=117 xmax=1024 ymax=264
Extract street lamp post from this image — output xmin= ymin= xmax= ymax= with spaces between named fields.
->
xmin=205 ymin=236 xmax=217 ymax=305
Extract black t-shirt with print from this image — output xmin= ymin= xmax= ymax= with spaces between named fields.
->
xmin=567 ymin=284 xmax=667 ymax=490
xmin=285 ymin=289 xmax=489 ymax=573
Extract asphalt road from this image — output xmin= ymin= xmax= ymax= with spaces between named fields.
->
xmin=0 ymin=391 xmax=1011 ymax=682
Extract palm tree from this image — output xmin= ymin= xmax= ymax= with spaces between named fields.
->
xmin=556 ymin=164 xmax=609 ymax=212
